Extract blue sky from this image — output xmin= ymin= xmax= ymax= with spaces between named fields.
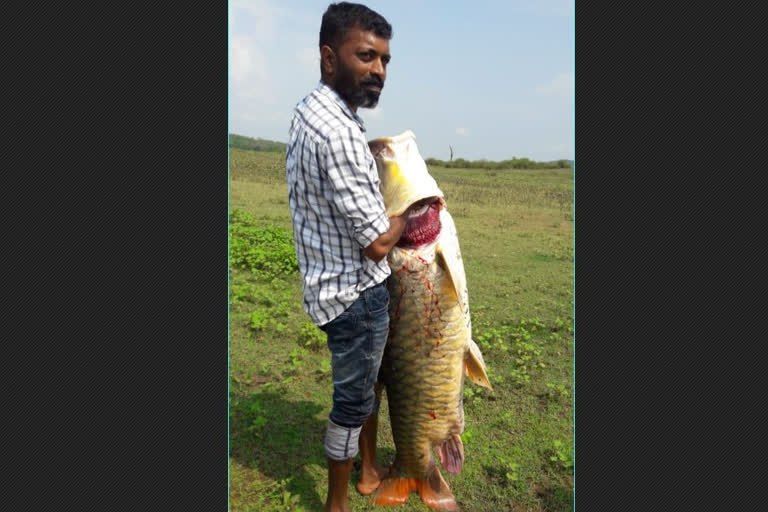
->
xmin=230 ymin=0 xmax=574 ymax=162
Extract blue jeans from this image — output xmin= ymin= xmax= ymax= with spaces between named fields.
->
xmin=320 ymin=281 xmax=389 ymax=428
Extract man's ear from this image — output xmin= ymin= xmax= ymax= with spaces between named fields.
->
xmin=320 ymin=45 xmax=336 ymax=76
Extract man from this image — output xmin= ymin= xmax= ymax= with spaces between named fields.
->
xmin=285 ymin=3 xmax=409 ymax=511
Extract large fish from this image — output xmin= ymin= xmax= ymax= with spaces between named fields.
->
xmin=368 ymin=130 xmax=493 ymax=511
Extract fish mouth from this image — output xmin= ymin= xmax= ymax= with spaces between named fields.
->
xmin=397 ymin=199 xmax=442 ymax=248
xmin=407 ymin=202 xmax=432 ymax=218
xmin=407 ymin=197 xmax=441 ymax=218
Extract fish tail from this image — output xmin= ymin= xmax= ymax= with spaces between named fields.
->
xmin=417 ymin=465 xmax=459 ymax=511
xmin=373 ymin=468 xmax=418 ymax=506
xmin=374 ymin=465 xmax=459 ymax=511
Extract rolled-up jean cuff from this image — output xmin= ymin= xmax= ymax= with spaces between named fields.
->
xmin=325 ymin=418 xmax=362 ymax=461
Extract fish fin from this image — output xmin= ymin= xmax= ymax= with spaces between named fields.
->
xmin=465 ymin=338 xmax=493 ymax=390
xmin=373 ymin=467 xmax=418 ymax=506
xmin=437 ymin=435 xmax=464 ymax=474
xmin=435 ymin=246 xmax=466 ymax=314
xmin=435 ymin=212 xmax=472 ymax=336
xmin=416 ymin=466 xmax=460 ymax=511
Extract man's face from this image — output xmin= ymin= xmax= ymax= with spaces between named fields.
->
xmin=328 ymin=28 xmax=391 ymax=110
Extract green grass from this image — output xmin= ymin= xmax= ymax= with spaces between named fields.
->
xmin=229 ymin=149 xmax=573 ymax=511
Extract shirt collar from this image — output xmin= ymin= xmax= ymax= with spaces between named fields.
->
xmin=317 ymin=81 xmax=367 ymax=132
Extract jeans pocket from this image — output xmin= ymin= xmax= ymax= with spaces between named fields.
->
xmin=367 ymin=284 xmax=390 ymax=316
xmin=327 ymin=308 xmax=357 ymax=338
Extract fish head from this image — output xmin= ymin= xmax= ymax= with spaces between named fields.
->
xmin=369 ymin=130 xmax=444 ymax=218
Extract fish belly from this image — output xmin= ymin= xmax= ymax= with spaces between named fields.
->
xmin=381 ymin=234 xmax=468 ymax=478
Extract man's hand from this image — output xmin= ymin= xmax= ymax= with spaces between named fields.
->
xmin=363 ymin=211 xmax=410 ymax=263
xmin=363 ymin=198 xmax=441 ymax=262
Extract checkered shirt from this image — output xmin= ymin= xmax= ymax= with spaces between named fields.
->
xmin=285 ymin=81 xmax=391 ymax=326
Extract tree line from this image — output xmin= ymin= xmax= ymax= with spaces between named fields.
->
xmin=229 ymin=134 xmax=286 ymax=152
xmin=229 ymin=133 xmax=572 ymax=170
xmin=424 ymin=157 xmax=572 ymax=170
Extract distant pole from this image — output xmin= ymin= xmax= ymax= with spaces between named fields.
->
xmin=449 ymin=145 xmax=453 ymax=161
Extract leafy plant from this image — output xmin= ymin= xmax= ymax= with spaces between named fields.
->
xmin=549 ymin=440 xmax=573 ymax=471
xmin=519 ymin=317 xmax=546 ymax=332
xmin=298 ymin=321 xmax=325 ymax=351
xmin=266 ymin=478 xmax=304 ymax=512
xmin=250 ymin=311 xmax=269 ymax=331
xmin=248 ymin=305 xmax=286 ymax=334
xmin=551 ymin=316 xmax=567 ymax=332
xmin=460 ymin=425 xmax=476 ymax=444
xmin=286 ymin=348 xmax=308 ymax=374
xmin=245 ymin=399 xmax=268 ymax=432
xmin=230 ymin=281 xmax=255 ymax=303
xmin=317 ymin=359 xmax=331 ymax=375
xmin=229 ymin=209 xmax=298 ymax=278
xmin=486 ymin=365 xmax=504 ymax=386
xmin=505 ymin=461 xmax=520 ymax=482
xmin=546 ymin=382 xmax=569 ymax=398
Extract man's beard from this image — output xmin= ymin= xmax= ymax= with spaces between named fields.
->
xmin=335 ymin=60 xmax=384 ymax=109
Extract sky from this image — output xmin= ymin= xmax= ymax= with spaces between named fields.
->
xmin=229 ymin=0 xmax=574 ymax=162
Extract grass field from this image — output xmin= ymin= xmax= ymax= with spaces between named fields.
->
xmin=229 ymin=148 xmax=574 ymax=511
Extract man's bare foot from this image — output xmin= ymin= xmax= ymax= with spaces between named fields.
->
xmin=356 ymin=463 xmax=390 ymax=495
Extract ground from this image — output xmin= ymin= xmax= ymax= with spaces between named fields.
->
xmin=229 ymin=149 xmax=574 ymax=511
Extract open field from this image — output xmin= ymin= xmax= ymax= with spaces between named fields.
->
xmin=229 ymin=148 xmax=574 ymax=511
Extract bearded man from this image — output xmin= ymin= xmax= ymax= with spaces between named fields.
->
xmin=285 ymin=3 xmax=412 ymax=511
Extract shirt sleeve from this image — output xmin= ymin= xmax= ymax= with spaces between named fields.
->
xmin=322 ymin=127 xmax=390 ymax=248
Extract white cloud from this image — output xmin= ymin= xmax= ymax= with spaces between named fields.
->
xmin=230 ymin=0 xmax=311 ymax=110
xmin=231 ymin=0 xmax=286 ymax=42
xmin=230 ymin=36 xmax=253 ymax=84
xmin=230 ymin=35 xmax=272 ymax=102
xmin=229 ymin=0 xmax=278 ymax=90
xmin=455 ymin=127 xmax=469 ymax=136
xmin=535 ymin=73 xmax=574 ymax=98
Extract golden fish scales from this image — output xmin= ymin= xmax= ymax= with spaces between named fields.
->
xmin=380 ymin=241 xmax=467 ymax=478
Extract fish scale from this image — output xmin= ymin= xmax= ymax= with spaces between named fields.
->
xmin=380 ymin=225 xmax=467 ymax=478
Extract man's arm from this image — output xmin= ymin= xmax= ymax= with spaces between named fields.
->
xmin=323 ymin=129 xmax=407 ymax=261
xmin=363 ymin=214 xmax=407 ymax=262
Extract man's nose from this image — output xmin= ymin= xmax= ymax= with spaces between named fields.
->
xmin=371 ymin=57 xmax=385 ymax=78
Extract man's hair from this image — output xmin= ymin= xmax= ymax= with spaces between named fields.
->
xmin=319 ymin=2 xmax=392 ymax=50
